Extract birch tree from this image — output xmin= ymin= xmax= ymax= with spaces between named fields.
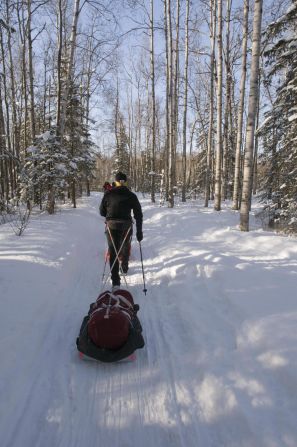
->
xmin=240 ymin=0 xmax=263 ymax=231
xmin=150 ymin=0 xmax=156 ymax=203
xmin=58 ymin=0 xmax=81 ymax=139
xmin=172 ymin=0 xmax=180 ymax=189
xmin=26 ymin=0 xmax=36 ymax=142
xmin=181 ymin=0 xmax=190 ymax=202
xmin=166 ymin=0 xmax=174 ymax=208
xmin=214 ymin=0 xmax=223 ymax=211
xmin=221 ymin=0 xmax=232 ymax=201
xmin=205 ymin=0 xmax=216 ymax=207
xmin=5 ymin=0 xmax=19 ymax=167
xmin=56 ymin=0 xmax=63 ymax=136
xmin=232 ymin=0 xmax=249 ymax=210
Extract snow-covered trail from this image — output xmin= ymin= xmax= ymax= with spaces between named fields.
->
xmin=1 ymin=193 xmax=297 ymax=447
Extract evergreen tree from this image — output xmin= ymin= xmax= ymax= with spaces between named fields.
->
xmin=20 ymin=130 xmax=68 ymax=212
xmin=113 ymin=112 xmax=130 ymax=176
xmin=259 ymin=2 xmax=297 ymax=227
xmin=64 ymin=82 xmax=95 ymax=207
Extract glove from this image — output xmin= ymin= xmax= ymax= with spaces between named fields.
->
xmin=136 ymin=231 xmax=143 ymax=242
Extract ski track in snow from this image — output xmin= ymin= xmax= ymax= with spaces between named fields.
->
xmin=1 ymin=193 xmax=297 ymax=447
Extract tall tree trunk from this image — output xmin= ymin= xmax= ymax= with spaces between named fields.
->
xmin=136 ymin=81 xmax=141 ymax=190
xmin=0 ymin=82 xmax=8 ymax=202
xmin=126 ymin=87 xmax=133 ymax=180
xmin=0 ymin=31 xmax=11 ymax=151
xmin=26 ymin=0 xmax=36 ymax=141
xmin=172 ymin=0 xmax=180 ymax=189
xmin=214 ymin=0 xmax=223 ymax=211
xmin=17 ymin=2 xmax=29 ymax=151
xmin=58 ymin=0 xmax=81 ymax=139
xmin=186 ymin=119 xmax=198 ymax=189
xmin=115 ymin=79 xmax=120 ymax=155
xmin=164 ymin=0 xmax=169 ymax=199
xmin=181 ymin=0 xmax=190 ymax=202
xmin=205 ymin=0 xmax=216 ymax=207
xmin=56 ymin=0 xmax=63 ymax=136
xmin=150 ymin=0 xmax=156 ymax=203
xmin=42 ymin=48 xmax=48 ymax=131
xmin=232 ymin=0 xmax=249 ymax=210
xmin=6 ymin=0 xmax=19 ymax=183
xmin=166 ymin=0 xmax=174 ymax=207
xmin=253 ymin=88 xmax=260 ymax=195
xmin=221 ymin=0 xmax=232 ymax=201
xmin=240 ymin=0 xmax=263 ymax=231
xmin=145 ymin=79 xmax=151 ymax=181
xmin=0 ymin=27 xmax=14 ymax=198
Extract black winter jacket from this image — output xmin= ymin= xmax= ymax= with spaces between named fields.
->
xmin=99 ymin=186 xmax=143 ymax=232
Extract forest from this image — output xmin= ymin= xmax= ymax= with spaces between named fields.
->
xmin=0 ymin=0 xmax=296 ymax=233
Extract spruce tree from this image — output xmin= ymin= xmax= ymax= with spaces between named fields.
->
xmin=21 ymin=130 xmax=68 ymax=212
xmin=259 ymin=2 xmax=297 ymax=228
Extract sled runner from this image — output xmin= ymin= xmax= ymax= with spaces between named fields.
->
xmin=76 ymin=289 xmax=144 ymax=363
xmin=78 ymin=351 xmax=137 ymax=363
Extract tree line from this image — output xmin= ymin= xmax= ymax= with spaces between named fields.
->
xmin=0 ymin=0 xmax=296 ymax=232
xmin=0 ymin=0 xmax=118 ymax=214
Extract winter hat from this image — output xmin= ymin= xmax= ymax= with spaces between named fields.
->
xmin=103 ymin=181 xmax=112 ymax=191
xmin=115 ymin=172 xmax=127 ymax=185
xmin=88 ymin=307 xmax=130 ymax=350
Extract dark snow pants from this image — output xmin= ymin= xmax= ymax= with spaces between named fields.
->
xmin=105 ymin=220 xmax=132 ymax=286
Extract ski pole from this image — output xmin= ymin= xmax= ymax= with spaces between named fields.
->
xmin=101 ymin=253 xmax=108 ymax=282
xmin=102 ymin=225 xmax=131 ymax=290
xmin=139 ymin=242 xmax=147 ymax=295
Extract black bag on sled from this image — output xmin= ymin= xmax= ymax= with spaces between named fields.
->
xmin=76 ymin=289 xmax=145 ymax=363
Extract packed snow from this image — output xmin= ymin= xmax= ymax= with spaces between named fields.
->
xmin=1 ymin=193 xmax=297 ymax=447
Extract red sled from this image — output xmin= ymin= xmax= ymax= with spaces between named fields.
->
xmin=76 ymin=289 xmax=144 ymax=363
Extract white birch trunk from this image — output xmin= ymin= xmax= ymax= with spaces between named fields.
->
xmin=56 ymin=0 xmax=63 ymax=136
xmin=164 ymin=0 xmax=169 ymax=197
xmin=166 ymin=0 xmax=174 ymax=208
xmin=253 ymin=91 xmax=260 ymax=195
xmin=221 ymin=0 xmax=231 ymax=201
xmin=26 ymin=0 xmax=36 ymax=141
xmin=205 ymin=0 xmax=216 ymax=207
xmin=6 ymin=0 xmax=19 ymax=165
xmin=181 ymin=0 xmax=190 ymax=202
xmin=232 ymin=0 xmax=249 ymax=210
xmin=214 ymin=0 xmax=223 ymax=211
xmin=58 ymin=0 xmax=81 ymax=139
xmin=150 ymin=0 xmax=156 ymax=203
xmin=240 ymin=0 xmax=263 ymax=231
xmin=172 ymin=0 xmax=180 ymax=188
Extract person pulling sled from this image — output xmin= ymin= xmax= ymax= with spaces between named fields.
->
xmin=99 ymin=172 xmax=143 ymax=288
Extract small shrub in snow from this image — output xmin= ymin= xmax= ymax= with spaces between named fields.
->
xmin=0 ymin=199 xmax=31 ymax=236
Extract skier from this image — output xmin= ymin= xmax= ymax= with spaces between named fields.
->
xmin=103 ymin=181 xmax=112 ymax=192
xmin=99 ymin=171 xmax=143 ymax=288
